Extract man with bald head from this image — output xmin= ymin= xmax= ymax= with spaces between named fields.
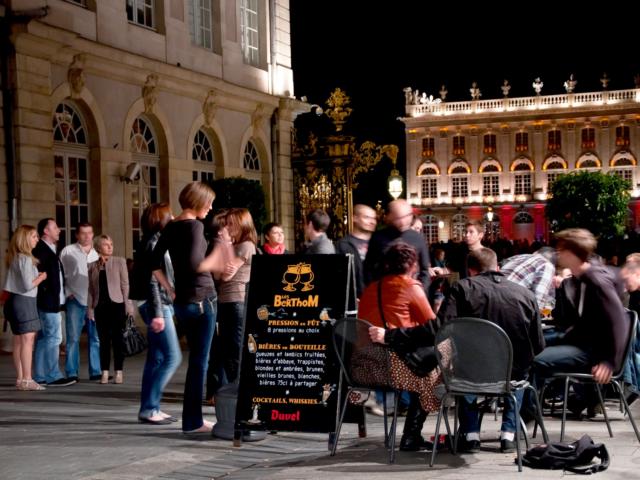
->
xmin=363 ymin=199 xmax=431 ymax=292
xmin=336 ymin=204 xmax=378 ymax=298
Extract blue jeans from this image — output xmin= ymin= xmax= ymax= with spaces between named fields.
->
xmin=33 ymin=310 xmax=64 ymax=383
xmin=65 ymin=297 xmax=101 ymax=378
xmin=459 ymin=389 xmax=525 ymax=434
xmin=139 ymin=303 xmax=182 ymax=418
xmin=173 ymin=296 xmax=216 ymax=431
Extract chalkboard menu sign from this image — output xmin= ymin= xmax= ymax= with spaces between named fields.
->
xmin=235 ymin=254 xmax=352 ymax=434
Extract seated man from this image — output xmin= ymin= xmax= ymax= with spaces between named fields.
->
xmin=440 ymin=248 xmax=544 ymax=453
xmin=370 ymin=248 xmax=544 ymax=453
xmin=530 ymin=229 xmax=628 ymax=417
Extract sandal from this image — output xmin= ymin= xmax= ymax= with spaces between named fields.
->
xmin=22 ymin=379 xmax=46 ymax=391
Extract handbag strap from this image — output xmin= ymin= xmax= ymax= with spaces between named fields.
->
xmin=377 ymin=279 xmax=388 ymax=329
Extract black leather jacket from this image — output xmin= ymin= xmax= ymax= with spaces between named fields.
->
xmin=138 ymin=233 xmax=174 ymax=318
xmin=33 ymin=240 xmax=64 ymax=312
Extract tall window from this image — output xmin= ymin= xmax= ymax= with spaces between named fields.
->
xmin=422 ymin=137 xmax=435 ymax=158
xmin=130 ymin=117 xmax=159 ymax=250
xmin=616 ymin=126 xmax=630 ymax=147
xmin=453 ymin=135 xmax=465 ymax=156
xmin=192 ymin=129 xmax=215 ymax=185
xmin=483 ymin=175 xmax=500 ymax=196
xmin=243 ymin=140 xmax=261 ymax=171
xmin=126 ymin=0 xmax=154 ymax=29
xmin=452 ymin=176 xmax=468 ymax=198
xmin=240 ymin=0 xmax=260 ymax=66
xmin=189 ymin=0 xmax=213 ymax=49
xmin=53 ymin=102 xmax=89 ymax=247
xmin=421 ymin=215 xmax=439 ymax=244
xmin=451 ymin=213 xmax=468 ymax=242
xmin=515 ymin=132 xmax=528 ymax=152
xmin=513 ymin=159 xmax=533 ymax=195
xmin=421 ymin=178 xmax=438 ymax=199
xmin=483 ymin=134 xmax=496 ymax=154
xmin=581 ymin=127 xmax=596 ymax=150
xmin=547 ymin=130 xmax=561 ymax=151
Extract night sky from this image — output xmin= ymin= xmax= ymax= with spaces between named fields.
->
xmin=290 ymin=1 xmax=640 ymax=156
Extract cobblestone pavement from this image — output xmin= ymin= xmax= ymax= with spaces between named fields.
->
xmin=1 ymin=349 xmax=639 ymax=479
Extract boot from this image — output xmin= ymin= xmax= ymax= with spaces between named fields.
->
xmin=100 ymin=371 xmax=109 ymax=384
xmin=114 ymin=370 xmax=123 ymax=384
xmin=399 ymin=393 xmax=429 ymax=451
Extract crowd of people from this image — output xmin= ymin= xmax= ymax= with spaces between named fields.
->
xmin=2 ymin=185 xmax=639 ymax=446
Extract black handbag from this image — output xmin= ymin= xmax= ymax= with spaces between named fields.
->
xmin=122 ymin=314 xmax=148 ymax=357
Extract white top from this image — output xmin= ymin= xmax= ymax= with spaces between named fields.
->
xmin=4 ymin=254 xmax=39 ymax=297
xmin=60 ymin=242 xmax=99 ymax=306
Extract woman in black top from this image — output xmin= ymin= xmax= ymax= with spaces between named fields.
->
xmin=152 ymin=182 xmax=218 ymax=433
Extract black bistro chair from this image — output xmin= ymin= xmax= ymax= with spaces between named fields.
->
xmin=429 ymin=317 xmax=548 ymax=472
xmin=538 ymin=308 xmax=640 ymax=442
xmin=331 ymin=317 xmax=402 ymax=463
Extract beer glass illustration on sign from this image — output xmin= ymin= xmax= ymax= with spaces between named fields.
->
xmin=282 ymin=264 xmax=301 ymax=291
xmin=298 ymin=263 xmax=314 ymax=291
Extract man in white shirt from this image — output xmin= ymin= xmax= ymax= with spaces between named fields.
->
xmin=60 ymin=223 xmax=101 ymax=381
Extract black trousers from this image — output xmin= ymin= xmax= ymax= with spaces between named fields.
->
xmin=95 ymin=301 xmax=126 ymax=371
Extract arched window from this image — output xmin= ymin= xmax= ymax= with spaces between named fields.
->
xmin=53 ymin=101 xmax=89 ymax=247
xmin=420 ymin=214 xmax=440 ymax=244
xmin=576 ymin=153 xmax=601 ymax=169
xmin=448 ymin=159 xmax=470 ymax=198
xmin=514 ymin=211 xmax=534 ymax=224
xmin=243 ymin=140 xmax=261 ymax=171
xmin=610 ymin=151 xmax=637 ymax=186
xmin=511 ymin=158 xmax=533 ymax=195
xmin=130 ymin=116 xmax=160 ymax=250
xmin=480 ymin=158 xmax=502 ymax=197
xmin=543 ymin=155 xmax=567 ymax=190
xmin=192 ymin=128 xmax=215 ymax=184
xmin=451 ymin=213 xmax=468 ymax=241
xmin=418 ymin=161 xmax=439 ymax=199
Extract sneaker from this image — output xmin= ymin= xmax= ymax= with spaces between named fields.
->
xmin=626 ymin=392 xmax=639 ymax=406
xmin=47 ymin=377 xmax=77 ymax=387
xmin=500 ymin=439 xmax=516 ymax=453
xmin=67 ymin=376 xmax=79 ymax=383
xmin=400 ymin=434 xmax=433 ymax=451
xmin=363 ymin=397 xmax=386 ymax=416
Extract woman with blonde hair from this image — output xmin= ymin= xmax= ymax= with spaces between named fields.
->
xmin=3 ymin=225 xmax=48 ymax=390
xmin=87 ymin=235 xmax=134 ymax=384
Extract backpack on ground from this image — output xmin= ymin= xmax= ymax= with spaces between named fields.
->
xmin=521 ymin=434 xmax=609 ymax=474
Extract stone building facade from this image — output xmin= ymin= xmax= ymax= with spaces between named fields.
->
xmin=400 ymin=82 xmax=640 ymax=245
xmin=0 ymin=0 xmax=305 ymax=282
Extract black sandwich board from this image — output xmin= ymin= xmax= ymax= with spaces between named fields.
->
xmin=234 ymin=254 xmax=358 ymax=445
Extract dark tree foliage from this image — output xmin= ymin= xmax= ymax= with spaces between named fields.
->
xmin=546 ymin=171 xmax=630 ymax=239
xmin=210 ymin=177 xmax=267 ymax=235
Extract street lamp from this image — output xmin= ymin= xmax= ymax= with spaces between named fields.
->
xmin=388 ymin=156 xmax=403 ymax=199
xmin=486 ymin=206 xmax=494 ymax=222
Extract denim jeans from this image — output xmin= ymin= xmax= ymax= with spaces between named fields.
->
xmin=459 ymin=389 xmax=525 ymax=434
xmin=33 ymin=310 xmax=63 ymax=383
xmin=65 ymin=297 xmax=101 ymax=378
xmin=173 ymin=296 xmax=216 ymax=431
xmin=139 ymin=303 xmax=182 ymax=418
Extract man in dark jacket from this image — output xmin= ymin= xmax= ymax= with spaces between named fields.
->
xmin=363 ymin=199 xmax=430 ymax=292
xmin=32 ymin=218 xmax=76 ymax=386
xmin=335 ymin=204 xmax=377 ymax=298
xmin=531 ymin=229 xmax=629 ymax=417
xmin=370 ymin=248 xmax=543 ymax=452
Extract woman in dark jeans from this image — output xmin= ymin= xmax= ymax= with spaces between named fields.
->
xmin=136 ymin=202 xmax=182 ymax=425
xmin=151 ymin=182 xmax=222 ymax=433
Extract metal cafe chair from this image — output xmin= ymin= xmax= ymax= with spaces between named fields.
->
xmin=331 ymin=317 xmax=401 ymax=463
xmin=538 ymin=309 xmax=640 ymax=442
xmin=429 ymin=317 xmax=548 ymax=472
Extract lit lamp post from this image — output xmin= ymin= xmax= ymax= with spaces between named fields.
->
xmin=387 ymin=156 xmax=403 ymax=199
